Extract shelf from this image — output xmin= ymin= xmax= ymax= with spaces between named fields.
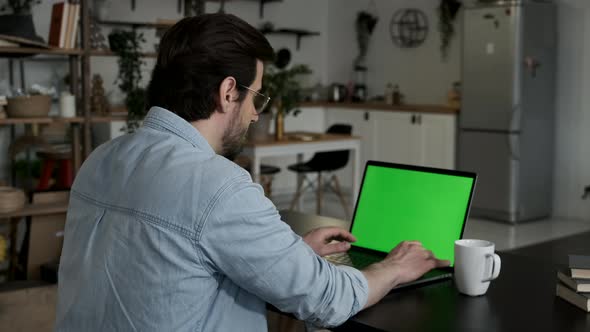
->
xmin=0 ymin=202 xmax=68 ymax=220
xmin=91 ymin=115 xmax=127 ymax=122
xmin=261 ymin=29 xmax=320 ymax=50
xmin=0 ymin=117 xmax=85 ymax=125
xmin=90 ymin=49 xmax=158 ymax=58
xmin=97 ymin=19 xmax=177 ymax=29
xmin=207 ymin=0 xmax=282 ymax=18
xmin=0 ymin=115 xmax=130 ymax=125
xmin=0 ymin=47 xmax=83 ymax=57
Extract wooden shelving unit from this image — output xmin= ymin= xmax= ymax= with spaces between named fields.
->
xmin=0 ymin=0 xmax=294 ymax=282
xmin=0 ymin=202 xmax=69 ymax=221
xmin=0 ymin=116 xmax=128 ymax=125
xmin=0 ymin=47 xmax=83 ymax=56
xmin=0 ymin=117 xmax=85 ymax=125
xmin=89 ymin=49 xmax=158 ymax=58
xmin=90 ymin=115 xmax=128 ymax=122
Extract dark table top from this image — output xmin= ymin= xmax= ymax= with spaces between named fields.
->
xmin=279 ymin=211 xmax=590 ymax=332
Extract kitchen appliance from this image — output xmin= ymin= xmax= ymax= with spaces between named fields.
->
xmin=458 ymin=0 xmax=556 ymax=223
xmin=330 ymin=84 xmax=348 ymax=102
xmin=352 ymin=67 xmax=367 ymax=102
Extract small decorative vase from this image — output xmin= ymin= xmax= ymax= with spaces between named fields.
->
xmin=275 ymin=110 xmax=284 ymax=141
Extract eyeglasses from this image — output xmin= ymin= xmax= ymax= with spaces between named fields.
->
xmin=240 ymin=85 xmax=271 ymax=114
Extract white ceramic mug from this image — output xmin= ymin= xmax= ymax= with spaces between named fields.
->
xmin=454 ymin=239 xmax=501 ymax=296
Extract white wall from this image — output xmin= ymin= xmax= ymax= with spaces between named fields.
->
xmin=553 ymin=3 xmax=590 ymax=220
xmin=327 ymin=0 xmax=462 ymax=104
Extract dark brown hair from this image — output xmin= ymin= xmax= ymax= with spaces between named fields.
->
xmin=146 ymin=13 xmax=274 ymax=122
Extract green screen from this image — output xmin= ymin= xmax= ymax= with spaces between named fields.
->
xmin=351 ymin=165 xmax=474 ymax=266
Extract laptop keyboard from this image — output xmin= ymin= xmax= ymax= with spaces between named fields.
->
xmin=325 ymin=252 xmax=353 ymax=266
xmin=325 ymin=251 xmax=381 ymax=269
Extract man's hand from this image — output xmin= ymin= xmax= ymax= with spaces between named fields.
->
xmin=303 ymin=227 xmax=356 ymax=257
xmin=362 ymin=241 xmax=450 ymax=308
xmin=379 ymin=240 xmax=450 ymax=285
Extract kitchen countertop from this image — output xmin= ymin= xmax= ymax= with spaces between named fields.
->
xmin=300 ymin=101 xmax=459 ymax=114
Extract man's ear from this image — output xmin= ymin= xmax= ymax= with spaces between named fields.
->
xmin=218 ymin=76 xmax=239 ymax=113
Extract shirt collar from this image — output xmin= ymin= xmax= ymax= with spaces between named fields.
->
xmin=142 ymin=106 xmax=215 ymax=155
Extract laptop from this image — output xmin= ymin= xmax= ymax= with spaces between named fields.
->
xmin=327 ymin=160 xmax=477 ymax=290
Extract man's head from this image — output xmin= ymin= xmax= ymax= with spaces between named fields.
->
xmin=146 ymin=14 xmax=274 ymax=158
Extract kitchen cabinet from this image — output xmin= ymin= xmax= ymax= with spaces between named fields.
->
xmin=324 ymin=108 xmax=456 ymax=189
xmin=325 ymin=108 xmax=374 ymax=169
xmin=418 ymin=113 xmax=456 ymax=169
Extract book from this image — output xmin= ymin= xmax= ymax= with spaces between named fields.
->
xmin=569 ymin=254 xmax=590 ymax=269
xmin=48 ymin=2 xmax=69 ymax=48
xmin=558 ymin=269 xmax=590 ymax=292
xmin=556 ymin=282 xmax=590 ymax=312
xmin=69 ymin=3 xmax=80 ymax=49
xmin=571 ymin=268 xmax=590 ymax=280
xmin=64 ymin=2 xmax=75 ymax=49
xmin=0 ymin=39 xmax=19 ymax=47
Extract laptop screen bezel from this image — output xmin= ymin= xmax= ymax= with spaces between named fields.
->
xmin=348 ymin=160 xmax=478 ymax=268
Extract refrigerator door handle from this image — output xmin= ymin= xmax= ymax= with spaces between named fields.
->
xmin=508 ymin=133 xmax=520 ymax=161
xmin=510 ymin=103 xmax=522 ymax=132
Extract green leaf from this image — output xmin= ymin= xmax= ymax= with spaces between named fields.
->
xmin=262 ymin=63 xmax=312 ymax=117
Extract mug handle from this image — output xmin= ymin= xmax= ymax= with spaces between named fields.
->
xmin=482 ymin=253 xmax=501 ymax=282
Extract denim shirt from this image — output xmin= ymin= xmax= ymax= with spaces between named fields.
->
xmin=55 ymin=107 xmax=368 ymax=331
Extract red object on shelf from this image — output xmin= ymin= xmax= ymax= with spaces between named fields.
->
xmin=36 ymin=151 xmax=73 ymax=191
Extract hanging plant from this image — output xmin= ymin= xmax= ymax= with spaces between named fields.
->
xmin=108 ymin=29 xmax=146 ymax=133
xmin=437 ymin=0 xmax=462 ymax=60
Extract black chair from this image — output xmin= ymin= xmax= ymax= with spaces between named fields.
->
xmin=235 ymin=155 xmax=281 ymax=198
xmin=253 ymin=164 xmax=281 ymax=198
xmin=288 ymin=124 xmax=352 ymax=219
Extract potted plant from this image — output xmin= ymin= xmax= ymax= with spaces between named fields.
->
xmin=261 ymin=64 xmax=311 ymax=140
xmin=108 ymin=29 xmax=147 ymax=133
xmin=437 ymin=0 xmax=462 ymax=60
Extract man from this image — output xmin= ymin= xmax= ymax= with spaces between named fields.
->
xmin=55 ymin=14 xmax=449 ymax=331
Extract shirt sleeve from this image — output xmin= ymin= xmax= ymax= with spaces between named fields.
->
xmin=197 ymin=177 xmax=369 ymax=327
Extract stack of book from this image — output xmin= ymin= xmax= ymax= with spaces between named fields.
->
xmin=556 ymin=254 xmax=590 ymax=312
xmin=48 ymin=1 xmax=80 ymax=49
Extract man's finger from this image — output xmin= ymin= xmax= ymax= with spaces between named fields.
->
xmin=321 ymin=241 xmax=351 ymax=256
xmin=322 ymin=227 xmax=356 ymax=243
xmin=434 ymin=259 xmax=451 ymax=268
xmin=333 ymin=230 xmax=356 ymax=243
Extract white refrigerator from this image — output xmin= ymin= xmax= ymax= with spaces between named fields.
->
xmin=458 ymin=0 xmax=557 ymax=223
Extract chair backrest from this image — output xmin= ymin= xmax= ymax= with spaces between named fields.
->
xmin=306 ymin=124 xmax=352 ymax=171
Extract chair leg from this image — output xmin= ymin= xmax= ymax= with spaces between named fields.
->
xmin=266 ymin=178 xmax=273 ymax=198
xmin=316 ymin=172 xmax=322 ymax=215
xmin=289 ymin=175 xmax=307 ymax=211
xmin=261 ymin=175 xmax=272 ymax=198
xmin=331 ymin=175 xmax=350 ymax=220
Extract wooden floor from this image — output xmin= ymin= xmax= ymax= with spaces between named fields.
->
xmin=0 ymin=284 xmax=57 ymax=332
xmin=0 ymin=284 xmax=324 ymax=331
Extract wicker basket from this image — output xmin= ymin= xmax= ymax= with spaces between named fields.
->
xmin=6 ymin=95 xmax=52 ymax=118
xmin=0 ymin=186 xmax=26 ymax=213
